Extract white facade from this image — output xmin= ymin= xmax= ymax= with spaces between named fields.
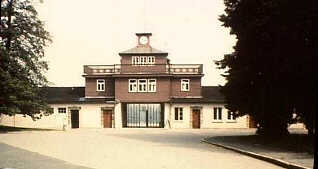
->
xmin=165 ymin=103 xmax=249 ymax=129
xmin=0 ymin=102 xmax=252 ymax=129
xmin=0 ymin=103 xmax=115 ymax=129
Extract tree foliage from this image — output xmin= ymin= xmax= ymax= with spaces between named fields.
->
xmin=0 ymin=0 xmax=52 ymax=119
xmin=217 ymin=0 xmax=318 ymax=135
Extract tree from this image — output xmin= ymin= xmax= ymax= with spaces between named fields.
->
xmin=217 ymin=0 xmax=318 ymax=136
xmin=0 ymin=0 xmax=52 ymax=119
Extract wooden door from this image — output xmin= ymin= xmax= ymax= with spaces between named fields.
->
xmin=249 ymin=116 xmax=256 ymax=128
xmin=71 ymin=110 xmax=79 ymax=128
xmin=192 ymin=109 xmax=200 ymax=128
xmin=103 ymin=110 xmax=112 ymax=128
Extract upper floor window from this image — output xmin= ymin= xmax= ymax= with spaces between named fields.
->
xmin=58 ymin=108 xmax=66 ymax=113
xmin=148 ymin=79 xmax=156 ymax=92
xmin=138 ymin=79 xmax=147 ymax=92
xmin=181 ymin=79 xmax=190 ymax=91
xmin=132 ymin=57 xmax=137 ymax=65
xmin=148 ymin=56 xmax=155 ymax=64
xmin=96 ymin=79 xmax=105 ymax=91
xmin=132 ymin=56 xmax=155 ymax=65
xmin=141 ymin=56 xmax=147 ymax=65
xmin=213 ymin=107 xmax=222 ymax=121
xmin=136 ymin=57 xmax=139 ymax=64
xmin=128 ymin=78 xmax=157 ymax=93
xmin=129 ymin=79 xmax=138 ymax=92
xmin=175 ymin=107 xmax=183 ymax=120
xmin=227 ymin=111 xmax=236 ymax=121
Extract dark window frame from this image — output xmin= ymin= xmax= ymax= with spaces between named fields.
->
xmin=213 ymin=107 xmax=222 ymax=120
xmin=227 ymin=111 xmax=236 ymax=121
xmin=175 ymin=107 xmax=183 ymax=120
xmin=58 ymin=107 xmax=66 ymax=113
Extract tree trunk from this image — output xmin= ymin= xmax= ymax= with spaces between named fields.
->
xmin=4 ymin=0 xmax=14 ymax=50
xmin=308 ymin=128 xmax=313 ymax=136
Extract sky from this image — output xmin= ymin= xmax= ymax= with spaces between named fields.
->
xmin=35 ymin=0 xmax=236 ymax=87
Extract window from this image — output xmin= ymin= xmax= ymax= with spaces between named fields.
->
xmin=136 ymin=57 xmax=140 ymax=65
xmin=132 ymin=56 xmax=155 ymax=65
xmin=96 ymin=79 xmax=105 ymax=91
xmin=175 ymin=107 xmax=183 ymax=120
xmin=213 ymin=107 xmax=222 ymax=121
xmin=148 ymin=57 xmax=152 ymax=64
xmin=148 ymin=56 xmax=155 ymax=64
xmin=132 ymin=56 xmax=136 ymax=65
xmin=129 ymin=79 xmax=137 ymax=92
xmin=129 ymin=78 xmax=157 ymax=93
xmin=181 ymin=79 xmax=190 ymax=91
xmin=138 ymin=79 xmax=147 ymax=92
xmin=148 ymin=79 xmax=156 ymax=92
xmin=58 ymin=108 xmax=66 ymax=113
xmin=140 ymin=56 xmax=148 ymax=65
xmin=227 ymin=111 xmax=236 ymax=121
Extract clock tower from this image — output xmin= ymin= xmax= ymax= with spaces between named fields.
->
xmin=119 ymin=33 xmax=168 ymax=57
xmin=136 ymin=33 xmax=152 ymax=46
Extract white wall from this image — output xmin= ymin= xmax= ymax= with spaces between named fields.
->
xmin=114 ymin=102 xmax=122 ymax=128
xmin=170 ymin=104 xmax=192 ymax=129
xmin=0 ymin=112 xmax=66 ymax=130
xmin=289 ymin=123 xmax=305 ymax=129
xmin=164 ymin=103 xmax=171 ymax=129
xmin=169 ymin=103 xmax=249 ymax=129
xmin=0 ymin=103 xmax=115 ymax=129
xmin=1 ymin=102 xmax=250 ymax=129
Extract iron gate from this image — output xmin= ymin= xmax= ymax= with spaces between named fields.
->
xmin=123 ymin=103 xmax=164 ymax=128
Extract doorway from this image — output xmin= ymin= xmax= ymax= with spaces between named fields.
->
xmin=71 ymin=110 xmax=79 ymax=128
xmin=124 ymin=103 xmax=164 ymax=128
xmin=103 ymin=109 xmax=113 ymax=128
xmin=192 ymin=109 xmax=200 ymax=128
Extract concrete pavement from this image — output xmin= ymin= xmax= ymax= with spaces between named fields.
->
xmin=0 ymin=143 xmax=91 ymax=169
xmin=203 ymin=129 xmax=313 ymax=169
xmin=0 ymin=129 xmax=284 ymax=169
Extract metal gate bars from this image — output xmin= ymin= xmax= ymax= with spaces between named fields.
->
xmin=123 ymin=103 xmax=164 ymax=128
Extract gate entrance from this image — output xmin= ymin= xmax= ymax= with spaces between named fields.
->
xmin=124 ymin=104 xmax=164 ymax=128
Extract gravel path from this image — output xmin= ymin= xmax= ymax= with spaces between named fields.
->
xmin=0 ymin=129 xmax=284 ymax=169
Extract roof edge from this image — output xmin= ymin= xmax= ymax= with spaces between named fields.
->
xmin=118 ymin=52 xmax=168 ymax=56
xmin=136 ymin=33 xmax=152 ymax=36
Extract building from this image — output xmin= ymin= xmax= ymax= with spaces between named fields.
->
xmin=0 ymin=33 xmax=251 ymax=129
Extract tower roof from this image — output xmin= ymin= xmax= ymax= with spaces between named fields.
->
xmin=136 ymin=33 xmax=152 ymax=36
xmin=119 ymin=33 xmax=168 ymax=56
xmin=119 ymin=46 xmax=168 ymax=56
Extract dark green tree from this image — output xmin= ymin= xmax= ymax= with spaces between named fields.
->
xmin=217 ymin=0 xmax=318 ymax=136
xmin=0 ymin=0 xmax=52 ymax=119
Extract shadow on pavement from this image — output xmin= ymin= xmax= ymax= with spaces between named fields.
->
xmin=208 ymin=134 xmax=314 ymax=154
xmin=0 ymin=125 xmax=57 ymax=133
xmin=0 ymin=143 xmax=92 ymax=169
xmin=206 ymin=134 xmax=314 ymax=168
xmin=107 ymin=131 xmax=234 ymax=153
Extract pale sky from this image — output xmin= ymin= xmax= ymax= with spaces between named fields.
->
xmin=35 ymin=0 xmax=236 ymax=87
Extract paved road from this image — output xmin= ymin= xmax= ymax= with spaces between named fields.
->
xmin=0 ymin=129 xmax=284 ymax=169
xmin=0 ymin=143 xmax=91 ymax=169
